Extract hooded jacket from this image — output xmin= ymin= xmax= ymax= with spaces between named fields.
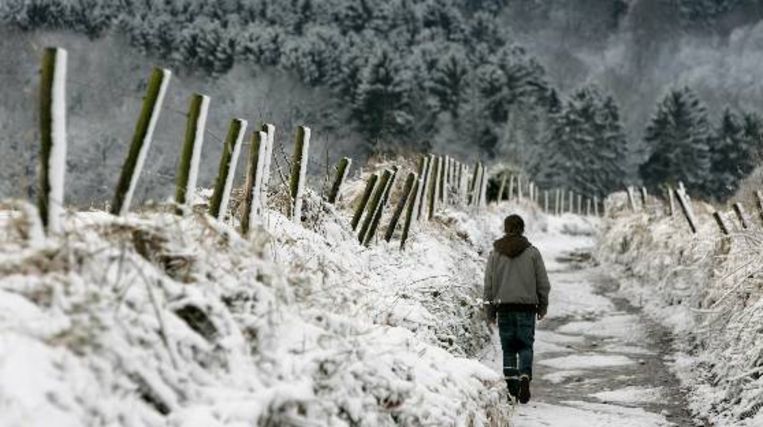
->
xmin=483 ymin=234 xmax=551 ymax=320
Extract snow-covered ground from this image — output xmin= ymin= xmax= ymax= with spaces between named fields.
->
xmin=597 ymin=192 xmax=763 ymax=426
xmin=0 ymin=185 xmax=514 ymax=426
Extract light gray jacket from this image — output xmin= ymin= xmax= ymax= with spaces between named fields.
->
xmin=483 ymin=246 xmax=551 ymax=317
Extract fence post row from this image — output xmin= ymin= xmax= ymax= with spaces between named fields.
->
xmin=175 ymin=93 xmax=210 ymax=215
xmin=208 ymin=118 xmax=247 ymax=220
xmin=38 ymin=47 xmax=68 ymax=234
xmin=112 ymin=67 xmax=172 ymax=216
xmin=327 ymin=157 xmax=352 ymax=204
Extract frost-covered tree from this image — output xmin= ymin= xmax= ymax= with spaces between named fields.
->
xmin=639 ymin=87 xmax=712 ymax=196
xmin=536 ymin=85 xmax=629 ymax=196
xmin=352 ymin=48 xmax=413 ymax=146
xmin=707 ymin=109 xmax=763 ymax=200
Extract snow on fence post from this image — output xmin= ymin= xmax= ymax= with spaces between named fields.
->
xmin=352 ymin=173 xmax=378 ymax=230
xmin=288 ymin=126 xmax=311 ymax=222
xmin=358 ymin=169 xmax=392 ymax=243
xmin=385 ymin=172 xmax=417 ymax=242
xmin=497 ymin=174 xmax=507 ymax=202
xmin=640 ymin=187 xmax=648 ymax=211
xmin=667 ymin=185 xmax=676 ymax=217
xmin=241 ymin=130 xmax=268 ymax=235
xmin=38 ymin=47 xmax=68 ymax=234
xmin=363 ymin=168 xmax=396 ymax=246
xmin=674 ymin=188 xmax=697 ymax=234
xmin=438 ymin=156 xmax=446 ymax=204
xmin=594 ymin=196 xmax=600 ymax=217
xmin=732 ymin=203 xmax=749 ymax=230
xmin=479 ymin=165 xmax=488 ymax=208
xmin=417 ymin=156 xmax=431 ymax=220
xmin=208 ymin=118 xmax=247 ymax=220
xmin=517 ymin=175 xmax=524 ymax=201
xmin=568 ymin=190 xmax=574 ymax=213
xmin=576 ymin=194 xmax=582 ymax=215
xmin=111 ymin=67 xmax=171 ymax=216
xmin=544 ymin=190 xmax=549 ymax=213
xmin=554 ymin=189 xmax=560 ymax=215
xmin=507 ymin=175 xmax=515 ymax=202
xmin=626 ymin=186 xmax=636 ymax=212
xmin=428 ymin=157 xmax=442 ymax=219
xmin=175 ymin=93 xmax=210 ymax=214
xmin=400 ymin=177 xmax=421 ymax=250
xmin=327 ymin=157 xmax=352 ymax=204
xmin=259 ymin=123 xmax=275 ymax=209
xmin=712 ymin=211 xmax=730 ymax=236
xmin=467 ymin=163 xmax=480 ymax=206
xmin=586 ymin=198 xmax=592 ymax=216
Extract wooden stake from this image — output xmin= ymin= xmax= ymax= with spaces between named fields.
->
xmin=385 ymin=172 xmax=417 ymax=242
xmin=674 ymin=188 xmax=697 ymax=234
xmin=241 ymin=130 xmax=268 ymax=235
xmin=352 ymin=173 xmax=378 ymax=230
xmin=327 ymin=157 xmax=352 ymax=204
xmin=732 ymin=202 xmax=749 ymax=230
xmin=175 ymin=93 xmax=210 ymax=213
xmin=209 ymin=118 xmax=247 ymax=220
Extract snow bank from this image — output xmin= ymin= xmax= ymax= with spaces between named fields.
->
xmin=0 ymin=181 xmax=513 ymax=425
xmin=597 ymin=191 xmax=763 ymax=425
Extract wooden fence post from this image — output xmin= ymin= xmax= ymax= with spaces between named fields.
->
xmin=594 ymin=196 xmax=600 ymax=217
xmin=240 ymin=130 xmax=268 ymax=235
xmin=438 ymin=156 xmax=446 ymax=204
xmin=400 ymin=177 xmax=421 ymax=250
xmin=175 ymin=93 xmax=210 ymax=214
xmin=626 ymin=186 xmax=636 ymax=212
xmin=467 ymin=162 xmax=479 ymax=206
xmin=577 ymin=194 xmax=582 ymax=215
xmin=640 ymin=187 xmax=648 ymax=210
xmin=359 ymin=169 xmax=392 ymax=243
xmin=732 ymin=202 xmax=749 ymax=230
xmin=479 ymin=165 xmax=488 ymax=207
xmin=517 ymin=175 xmax=524 ymax=201
xmin=497 ymin=174 xmax=507 ymax=202
xmin=428 ymin=156 xmax=442 ymax=218
xmin=289 ymin=126 xmax=311 ymax=222
xmin=674 ymin=188 xmax=697 ymax=234
xmin=38 ymin=47 xmax=68 ymax=233
xmin=385 ymin=172 xmax=417 ymax=242
xmin=111 ymin=67 xmax=172 ymax=216
xmin=362 ymin=168 xmax=396 ymax=246
xmin=209 ymin=118 xmax=247 ymax=220
xmin=712 ymin=211 xmax=730 ymax=235
xmin=586 ymin=198 xmax=592 ymax=216
xmin=544 ymin=190 xmax=549 ymax=213
xmin=508 ymin=175 xmax=515 ymax=202
xmin=667 ymin=185 xmax=676 ymax=217
xmin=417 ymin=156 xmax=431 ymax=219
xmin=352 ymin=173 xmax=378 ymax=230
xmin=259 ymin=123 xmax=275 ymax=209
xmin=568 ymin=190 xmax=574 ymax=213
xmin=327 ymin=157 xmax=352 ymax=204
xmin=756 ymin=191 xmax=763 ymax=226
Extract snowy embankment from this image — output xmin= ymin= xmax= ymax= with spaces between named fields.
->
xmin=597 ymin=193 xmax=763 ymax=426
xmin=0 ymin=173 xmax=520 ymax=426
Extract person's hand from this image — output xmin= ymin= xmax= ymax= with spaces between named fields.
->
xmin=486 ymin=318 xmax=496 ymax=332
xmin=536 ymin=312 xmax=545 ymax=321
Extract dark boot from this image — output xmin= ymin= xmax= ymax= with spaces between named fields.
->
xmin=506 ymin=377 xmax=519 ymax=402
xmin=518 ymin=375 xmax=531 ymax=404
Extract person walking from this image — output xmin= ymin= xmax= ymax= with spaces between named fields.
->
xmin=483 ymin=214 xmax=551 ymax=404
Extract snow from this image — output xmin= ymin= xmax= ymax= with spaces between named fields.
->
xmin=556 ymin=314 xmax=645 ymax=342
xmin=513 ymin=401 xmax=673 ymax=426
xmin=598 ymin=191 xmax=763 ymax=424
xmin=260 ymin=123 xmax=275 ymax=208
xmin=118 ymin=68 xmax=171 ymax=216
xmin=47 ymin=47 xmax=67 ymax=234
xmin=591 ymin=386 xmax=664 ymax=404
xmin=538 ymin=354 xmax=635 ymax=370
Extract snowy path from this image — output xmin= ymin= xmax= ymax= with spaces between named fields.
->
xmin=479 ymin=216 xmax=695 ymax=426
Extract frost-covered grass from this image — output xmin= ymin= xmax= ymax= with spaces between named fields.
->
xmin=598 ymin=192 xmax=763 ymax=426
xmin=0 ymin=180 xmax=515 ymax=426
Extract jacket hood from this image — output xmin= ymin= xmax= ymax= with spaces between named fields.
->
xmin=493 ymin=234 xmax=531 ymax=258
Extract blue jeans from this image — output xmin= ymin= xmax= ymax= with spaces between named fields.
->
xmin=498 ymin=310 xmax=535 ymax=381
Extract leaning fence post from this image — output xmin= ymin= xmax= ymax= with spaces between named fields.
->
xmin=755 ymin=191 xmax=763 ymax=226
xmin=544 ymin=190 xmax=549 ymax=213
xmin=667 ymin=185 xmax=676 ymax=217
xmin=429 ymin=157 xmax=442 ymax=218
xmin=400 ymin=178 xmax=421 ymax=250
xmin=674 ymin=188 xmax=697 ymax=234
xmin=175 ymin=93 xmax=210 ymax=214
xmin=640 ymin=187 xmax=648 ymax=211
xmin=732 ymin=202 xmax=749 ymax=230
xmin=259 ymin=123 xmax=275 ymax=209
xmin=479 ymin=166 xmax=488 ymax=207
xmin=586 ymin=198 xmax=592 ymax=216
xmin=385 ymin=172 xmax=417 ymax=242
xmin=497 ymin=174 xmax=507 ymax=202
xmin=362 ymin=169 xmax=395 ymax=245
xmin=438 ymin=156 xmax=446 ymax=204
xmin=241 ymin=130 xmax=268 ymax=235
xmin=38 ymin=47 xmax=68 ymax=234
xmin=417 ymin=156 xmax=431 ymax=219
xmin=288 ymin=126 xmax=311 ymax=222
xmin=358 ymin=169 xmax=392 ymax=242
xmin=352 ymin=173 xmax=378 ymax=230
xmin=327 ymin=157 xmax=352 ymax=204
xmin=712 ymin=211 xmax=730 ymax=235
xmin=111 ymin=67 xmax=171 ymax=216
xmin=594 ymin=196 xmax=600 ymax=217
xmin=209 ymin=118 xmax=247 ymax=220
xmin=626 ymin=186 xmax=636 ymax=212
